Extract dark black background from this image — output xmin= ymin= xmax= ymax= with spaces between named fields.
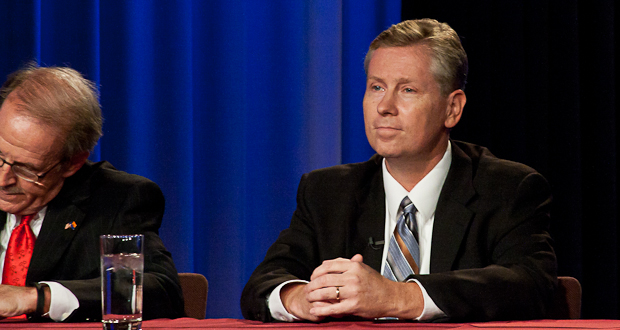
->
xmin=402 ymin=0 xmax=618 ymax=319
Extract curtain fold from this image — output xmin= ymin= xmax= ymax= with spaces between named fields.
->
xmin=0 ymin=0 xmax=400 ymax=318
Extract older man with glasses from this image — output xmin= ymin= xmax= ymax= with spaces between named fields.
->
xmin=0 ymin=64 xmax=184 ymax=322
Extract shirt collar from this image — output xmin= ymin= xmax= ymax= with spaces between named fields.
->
xmin=7 ymin=206 xmax=47 ymax=227
xmin=382 ymin=141 xmax=452 ymax=221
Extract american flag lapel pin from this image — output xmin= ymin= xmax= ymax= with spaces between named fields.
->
xmin=64 ymin=221 xmax=77 ymax=230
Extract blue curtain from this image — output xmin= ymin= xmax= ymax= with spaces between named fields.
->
xmin=0 ymin=0 xmax=400 ymax=318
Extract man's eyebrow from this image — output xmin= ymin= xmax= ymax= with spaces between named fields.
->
xmin=367 ymin=76 xmax=414 ymax=85
xmin=367 ymin=76 xmax=385 ymax=83
xmin=396 ymin=77 xmax=413 ymax=84
xmin=0 ymin=152 xmax=40 ymax=170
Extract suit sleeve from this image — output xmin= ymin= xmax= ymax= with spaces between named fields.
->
xmin=57 ymin=180 xmax=184 ymax=322
xmin=240 ymin=174 xmax=322 ymax=321
xmin=414 ymin=172 xmax=557 ymax=321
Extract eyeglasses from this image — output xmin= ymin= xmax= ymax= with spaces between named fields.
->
xmin=0 ymin=156 xmax=62 ymax=186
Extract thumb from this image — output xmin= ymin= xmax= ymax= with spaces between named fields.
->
xmin=351 ymin=254 xmax=364 ymax=263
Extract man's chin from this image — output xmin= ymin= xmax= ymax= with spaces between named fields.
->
xmin=374 ymin=148 xmax=404 ymax=160
xmin=0 ymin=200 xmax=27 ymax=215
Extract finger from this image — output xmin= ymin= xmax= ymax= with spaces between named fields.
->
xmin=311 ymin=258 xmax=356 ymax=280
xmin=308 ymin=301 xmax=338 ymax=319
xmin=311 ymin=301 xmax=332 ymax=308
xmin=310 ymin=299 xmax=354 ymax=317
xmin=351 ymin=254 xmax=364 ymax=263
xmin=306 ymin=285 xmax=343 ymax=303
xmin=306 ymin=273 xmax=344 ymax=293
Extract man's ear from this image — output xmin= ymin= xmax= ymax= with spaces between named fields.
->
xmin=445 ymin=89 xmax=466 ymax=129
xmin=61 ymin=151 xmax=90 ymax=178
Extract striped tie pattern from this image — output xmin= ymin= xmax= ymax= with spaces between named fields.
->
xmin=384 ymin=197 xmax=419 ymax=282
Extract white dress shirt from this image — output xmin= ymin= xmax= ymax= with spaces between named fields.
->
xmin=379 ymin=142 xmax=452 ymax=320
xmin=268 ymin=142 xmax=452 ymax=321
xmin=1 ymin=209 xmax=79 ymax=321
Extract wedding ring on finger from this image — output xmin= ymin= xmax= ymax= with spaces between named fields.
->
xmin=336 ymin=286 xmax=340 ymax=302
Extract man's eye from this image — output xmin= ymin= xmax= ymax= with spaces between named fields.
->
xmin=371 ymin=85 xmax=384 ymax=91
xmin=404 ymin=88 xmax=414 ymax=93
xmin=13 ymin=165 xmax=33 ymax=174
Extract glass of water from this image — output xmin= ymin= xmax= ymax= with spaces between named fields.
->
xmin=100 ymin=234 xmax=144 ymax=330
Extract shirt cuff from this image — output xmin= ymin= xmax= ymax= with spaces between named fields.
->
xmin=40 ymin=281 xmax=79 ymax=321
xmin=267 ymin=279 xmax=309 ymax=322
xmin=408 ymin=278 xmax=446 ymax=321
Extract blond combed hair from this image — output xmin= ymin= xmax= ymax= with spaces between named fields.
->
xmin=364 ymin=19 xmax=468 ymax=95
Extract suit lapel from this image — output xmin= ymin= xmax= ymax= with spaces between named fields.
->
xmin=26 ymin=163 xmax=93 ymax=282
xmin=27 ymin=204 xmax=87 ymax=282
xmin=430 ymin=142 xmax=476 ymax=273
xmin=350 ymin=155 xmax=386 ymax=272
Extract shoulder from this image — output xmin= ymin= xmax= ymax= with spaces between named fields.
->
xmin=85 ymin=161 xmax=158 ymax=187
xmin=300 ymin=154 xmax=383 ymax=192
xmin=453 ymin=140 xmax=541 ymax=178
xmin=451 ymin=140 xmax=549 ymax=198
xmin=58 ymin=161 xmax=163 ymax=205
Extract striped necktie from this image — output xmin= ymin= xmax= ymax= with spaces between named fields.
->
xmin=384 ymin=197 xmax=420 ymax=282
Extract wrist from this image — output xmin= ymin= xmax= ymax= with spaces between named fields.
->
xmin=382 ymin=280 xmax=424 ymax=319
xmin=399 ymin=281 xmax=424 ymax=319
xmin=27 ymin=285 xmax=38 ymax=314
xmin=280 ymin=282 xmax=306 ymax=316
xmin=27 ymin=283 xmax=50 ymax=321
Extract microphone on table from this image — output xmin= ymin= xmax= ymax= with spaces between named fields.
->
xmin=368 ymin=237 xmax=385 ymax=250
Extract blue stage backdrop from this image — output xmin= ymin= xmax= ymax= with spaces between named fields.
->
xmin=0 ymin=0 xmax=400 ymax=318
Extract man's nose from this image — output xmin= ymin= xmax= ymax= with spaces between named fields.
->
xmin=0 ymin=163 xmax=17 ymax=186
xmin=377 ymin=91 xmax=398 ymax=116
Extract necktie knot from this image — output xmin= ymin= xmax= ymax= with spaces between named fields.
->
xmin=398 ymin=197 xmax=416 ymax=231
xmin=399 ymin=196 xmax=415 ymax=216
xmin=399 ymin=196 xmax=412 ymax=211
xmin=19 ymin=215 xmax=34 ymax=226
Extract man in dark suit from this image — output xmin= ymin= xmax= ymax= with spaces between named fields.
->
xmin=0 ymin=65 xmax=184 ymax=321
xmin=241 ymin=19 xmax=557 ymax=322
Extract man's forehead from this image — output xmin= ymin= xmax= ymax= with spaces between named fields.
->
xmin=372 ymin=45 xmax=431 ymax=63
xmin=0 ymin=100 xmax=64 ymax=166
xmin=367 ymin=46 xmax=433 ymax=80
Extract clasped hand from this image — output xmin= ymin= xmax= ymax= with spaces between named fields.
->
xmin=0 ymin=284 xmax=38 ymax=318
xmin=281 ymin=254 xmax=423 ymax=321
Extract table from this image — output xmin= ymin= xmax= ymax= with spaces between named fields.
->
xmin=1 ymin=318 xmax=620 ymax=329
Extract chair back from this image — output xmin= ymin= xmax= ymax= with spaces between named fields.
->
xmin=546 ymin=276 xmax=581 ymax=319
xmin=178 ymin=272 xmax=209 ymax=319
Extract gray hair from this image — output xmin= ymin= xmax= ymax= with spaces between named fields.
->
xmin=0 ymin=64 xmax=103 ymax=160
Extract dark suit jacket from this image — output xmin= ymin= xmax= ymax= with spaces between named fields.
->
xmin=240 ymin=141 xmax=557 ymax=322
xmin=0 ymin=161 xmax=184 ymax=321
